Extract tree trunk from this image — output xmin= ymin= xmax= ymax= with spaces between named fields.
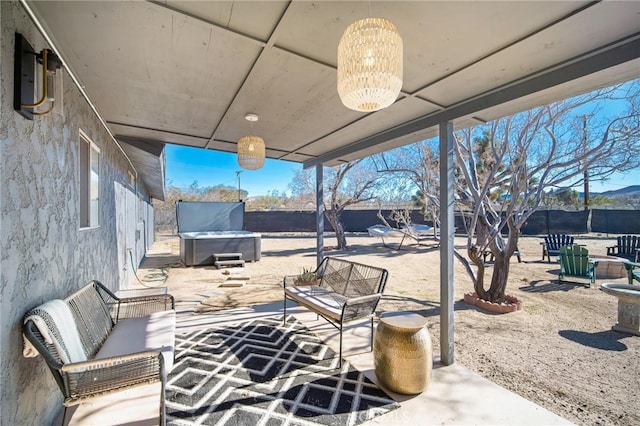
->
xmin=325 ymin=209 xmax=347 ymax=249
xmin=471 ymin=219 xmax=519 ymax=303
xmin=486 ymin=252 xmax=511 ymax=303
xmin=468 ymin=246 xmax=487 ymax=300
xmin=334 ymin=222 xmax=347 ymax=249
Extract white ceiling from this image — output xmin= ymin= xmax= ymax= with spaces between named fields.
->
xmin=27 ymin=1 xmax=640 ymax=181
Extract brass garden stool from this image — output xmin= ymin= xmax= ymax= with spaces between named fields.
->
xmin=373 ymin=312 xmax=432 ymax=394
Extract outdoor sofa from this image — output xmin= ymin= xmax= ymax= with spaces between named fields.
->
xmin=23 ymin=280 xmax=176 ymax=424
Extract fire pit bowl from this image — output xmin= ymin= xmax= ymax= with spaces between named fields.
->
xmin=600 ymin=283 xmax=640 ymax=336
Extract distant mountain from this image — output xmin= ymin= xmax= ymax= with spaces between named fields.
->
xmin=578 ymin=185 xmax=640 ymax=199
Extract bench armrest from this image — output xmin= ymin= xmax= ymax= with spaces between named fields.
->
xmin=341 ymin=293 xmax=382 ymax=322
xmin=60 ymin=351 xmax=165 ymax=406
xmin=115 ymin=294 xmax=176 ymax=321
xmin=90 ymin=280 xmax=175 ymax=321
xmin=283 ymin=275 xmax=300 ymax=288
xmin=345 ymin=293 xmax=381 ymax=305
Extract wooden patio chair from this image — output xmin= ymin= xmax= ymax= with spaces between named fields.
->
xmin=541 ymin=234 xmax=575 ymax=262
xmin=607 ymin=235 xmax=640 ymax=262
xmin=558 ymin=245 xmax=596 ymax=288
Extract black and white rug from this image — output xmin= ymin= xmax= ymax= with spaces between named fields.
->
xmin=166 ymin=315 xmax=399 ymax=425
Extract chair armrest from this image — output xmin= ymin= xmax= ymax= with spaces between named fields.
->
xmin=624 ymin=261 xmax=640 ymax=270
xmin=624 ymin=261 xmax=640 ymax=285
xmin=115 ymin=294 xmax=175 ymax=321
xmin=60 ymin=351 xmax=164 ymax=405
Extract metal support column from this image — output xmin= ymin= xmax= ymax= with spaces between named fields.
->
xmin=439 ymin=121 xmax=455 ymax=365
xmin=316 ymin=165 xmax=324 ymax=267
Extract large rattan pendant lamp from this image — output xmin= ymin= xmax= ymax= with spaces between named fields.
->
xmin=237 ymin=113 xmax=265 ymax=170
xmin=337 ymin=10 xmax=403 ymax=112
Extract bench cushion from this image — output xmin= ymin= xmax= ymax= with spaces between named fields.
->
xmin=284 ymin=285 xmax=347 ymax=321
xmin=95 ymin=310 xmax=176 ymax=373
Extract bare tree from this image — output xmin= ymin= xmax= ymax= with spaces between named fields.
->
xmin=288 ymin=159 xmax=381 ymax=249
xmin=455 ymin=82 xmax=640 ymax=303
xmin=375 ymin=141 xmax=441 ymax=238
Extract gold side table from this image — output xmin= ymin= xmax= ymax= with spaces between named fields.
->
xmin=373 ymin=312 xmax=432 ymax=394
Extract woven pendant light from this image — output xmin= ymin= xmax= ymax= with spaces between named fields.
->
xmin=237 ymin=114 xmax=265 ymax=170
xmin=337 ymin=17 xmax=403 ymax=112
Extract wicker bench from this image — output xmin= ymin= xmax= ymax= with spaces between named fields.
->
xmin=23 ymin=280 xmax=175 ymax=424
xmin=283 ymin=257 xmax=389 ymax=366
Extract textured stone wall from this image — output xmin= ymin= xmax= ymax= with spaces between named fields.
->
xmin=0 ymin=2 xmax=151 ymax=424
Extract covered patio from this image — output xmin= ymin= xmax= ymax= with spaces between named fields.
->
xmin=61 ymin=233 xmax=638 ymax=425
xmin=22 ymin=0 xmax=640 ymax=365
xmin=4 ymin=1 xmax=640 ymax=425
xmin=63 ymin=305 xmax=569 ymax=425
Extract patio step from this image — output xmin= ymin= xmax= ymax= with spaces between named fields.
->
xmin=219 ymin=279 xmax=246 ymax=288
xmin=213 ymin=253 xmax=245 ymax=269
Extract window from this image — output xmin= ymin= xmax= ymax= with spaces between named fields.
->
xmin=79 ymin=130 xmax=100 ymax=228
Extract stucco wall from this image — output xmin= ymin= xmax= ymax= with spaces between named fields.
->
xmin=0 ymin=2 xmax=151 ymax=424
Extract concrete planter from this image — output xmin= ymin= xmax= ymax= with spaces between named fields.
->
xmin=464 ymin=292 xmax=523 ymax=313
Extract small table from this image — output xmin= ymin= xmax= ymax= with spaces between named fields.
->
xmin=373 ymin=312 xmax=432 ymax=394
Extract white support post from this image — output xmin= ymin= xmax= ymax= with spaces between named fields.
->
xmin=439 ymin=121 xmax=455 ymax=365
xmin=316 ymin=165 xmax=324 ymax=267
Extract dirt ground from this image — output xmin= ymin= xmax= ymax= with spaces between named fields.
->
xmin=137 ymin=232 xmax=639 ymax=426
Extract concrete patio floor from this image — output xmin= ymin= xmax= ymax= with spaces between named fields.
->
xmin=60 ymin=301 xmax=571 ymax=425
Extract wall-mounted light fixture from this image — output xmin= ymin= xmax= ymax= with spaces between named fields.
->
xmin=237 ymin=113 xmax=266 ymax=170
xmin=14 ymin=33 xmax=63 ymax=120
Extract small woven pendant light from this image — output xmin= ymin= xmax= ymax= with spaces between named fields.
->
xmin=237 ymin=114 xmax=265 ymax=170
xmin=337 ymin=17 xmax=403 ymax=112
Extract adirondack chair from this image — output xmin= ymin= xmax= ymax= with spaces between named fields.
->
xmin=558 ymin=245 xmax=596 ymax=288
xmin=606 ymin=235 xmax=640 ymax=262
xmin=541 ymin=234 xmax=575 ymax=262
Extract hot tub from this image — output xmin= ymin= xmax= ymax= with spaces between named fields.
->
xmin=179 ymin=231 xmax=261 ymax=266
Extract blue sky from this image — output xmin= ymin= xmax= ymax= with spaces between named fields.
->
xmin=165 ymin=143 xmax=637 ymax=197
xmin=165 ymin=146 xmax=301 ymax=197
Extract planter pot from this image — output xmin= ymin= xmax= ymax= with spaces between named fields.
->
xmin=295 ymin=278 xmax=319 ymax=286
xmin=463 ymin=292 xmax=523 ymax=313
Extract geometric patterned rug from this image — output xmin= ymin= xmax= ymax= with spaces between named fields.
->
xmin=166 ymin=315 xmax=400 ymax=425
